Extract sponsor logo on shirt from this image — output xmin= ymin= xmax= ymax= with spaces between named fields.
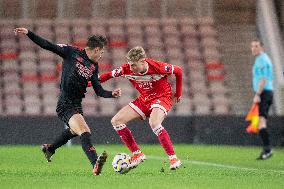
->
xmin=137 ymin=81 xmax=153 ymax=89
xmin=76 ymin=62 xmax=94 ymax=80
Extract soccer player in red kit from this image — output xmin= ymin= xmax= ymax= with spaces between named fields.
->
xmin=100 ymin=46 xmax=183 ymax=170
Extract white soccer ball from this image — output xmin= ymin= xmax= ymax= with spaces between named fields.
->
xmin=112 ymin=153 xmax=131 ymax=174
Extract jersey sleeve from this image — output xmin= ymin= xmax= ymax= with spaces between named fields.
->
xmin=27 ymin=30 xmax=69 ymax=58
xmin=257 ymin=58 xmax=273 ymax=80
xmin=99 ymin=63 xmax=128 ymax=83
xmin=154 ymin=60 xmax=183 ymax=97
xmin=90 ymin=68 xmax=113 ymax=98
xmin=155 ymin=61 xmax=175 ymax=75
xmin=111 ymin=63 xmax=128 ymax=77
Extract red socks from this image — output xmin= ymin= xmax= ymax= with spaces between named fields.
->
xmin=113 ymin=124 xmax=140 ymax=153
xmin=113 ymin=124 xmax=175 ymax=157
xmin=153 ymin=125 xmax=175 ymax=156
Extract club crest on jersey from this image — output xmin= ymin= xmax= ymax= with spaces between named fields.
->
xmin=165 ymin=66 xmax=172 ymax=72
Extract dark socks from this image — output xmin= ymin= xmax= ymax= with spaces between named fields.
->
xmin=259 ymin=128 xmax=271 ymax=152
xmin=49 ymin=128 xmax=77 ymax=153
xmin=80 ymin=132 xmax=98 ymax=167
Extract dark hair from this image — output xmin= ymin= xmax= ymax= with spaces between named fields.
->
xmin=252 ymin=39 xmax=263 ymax=47
xmin=86 ymin=35 xmax=107 ymax=49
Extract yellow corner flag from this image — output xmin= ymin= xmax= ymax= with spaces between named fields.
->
xmin=245 ymin=103 xmax=259 ymax=133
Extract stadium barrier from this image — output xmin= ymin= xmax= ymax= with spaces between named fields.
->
xmin=0 ymin=116 xmax=283 ymax=146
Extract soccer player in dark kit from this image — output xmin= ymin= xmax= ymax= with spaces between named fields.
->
xmin=14 ymin=27 xmax=121 ymax=176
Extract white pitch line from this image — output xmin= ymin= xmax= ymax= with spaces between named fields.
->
xmin=146 ymin=155 xmax=284 ymax=174
xmin=109 ymin=151 xmax=284 ymax=174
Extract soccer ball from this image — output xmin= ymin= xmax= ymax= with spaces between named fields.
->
xmin=112 ymin=153 xmax=131 ymax=174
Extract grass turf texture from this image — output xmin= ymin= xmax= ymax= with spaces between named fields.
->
xmin=0 ymin=144 xmax=283 ymax=189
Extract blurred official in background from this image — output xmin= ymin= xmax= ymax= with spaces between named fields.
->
xmin=251 ymin=39 xmax=274 ymax=160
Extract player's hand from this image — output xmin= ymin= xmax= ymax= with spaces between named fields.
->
xmin=14 ymin=28 xmax=28 ymax=35
xmin=112 ymin=88 xmax=121 ymax=98
xmin=253 ymin=94 xmax=261 ymax=103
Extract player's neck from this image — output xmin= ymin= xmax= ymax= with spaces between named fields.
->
xmin=139 ymin=63 xmax=149 ymax=75
xmin=84 ymin=48 xmax=96 ymax=63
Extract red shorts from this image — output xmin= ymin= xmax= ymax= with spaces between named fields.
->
xmin=128 ymin=96 xmax=172 ymax=120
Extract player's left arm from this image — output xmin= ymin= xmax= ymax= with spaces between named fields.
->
xmin=88 ymin=64 xmax=127 ymax=88
xmin=87 ymin=71 xmax=113 ymax=87
xmin=99 ymin=65 xmax=127 ymax=83
xmin=90 ymin=70 xmax=121 ymax=98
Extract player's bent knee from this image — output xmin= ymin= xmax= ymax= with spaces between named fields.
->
xmin=78 ymin=129 xmax=91 ymax=135
xmin=73 ymin=125 xmax=91 ymax=135
xmin=81 ymin=129 xmax=91 ymax=135
xmin=111 ymin=116 xmax=123 ymax=126
xmin=111 ymin=116 xmax=117 ymax=125
xmin=70 ymin=129 xmax=76 ymax=135
xmin=149 ymin=119 xmax=161 ymax=129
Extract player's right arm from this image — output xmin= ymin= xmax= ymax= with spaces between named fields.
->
xmin=14 ymin=27 xmax=68 ymax=58
xmin=99 ymin=64 xmax=128 ymax=83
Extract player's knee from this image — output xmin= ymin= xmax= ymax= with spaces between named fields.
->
xmin=77 ymin=128 xmax=91 ymax=135
xmin=149 ymin=119 xmax=160 ymax=129
xmin=69 ymin=124 xmax=91 ymax=135
xmin=111 ymin=115 xmax=122 ymax=126
xmin=70 ymin=129 xmax=76 ymax=135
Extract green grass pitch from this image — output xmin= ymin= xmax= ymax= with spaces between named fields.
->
xmin=0 ymin=144 xmax=283 ymax=189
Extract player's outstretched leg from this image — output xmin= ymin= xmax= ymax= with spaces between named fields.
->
xmin=113 ymin=124 xmax=146 ymax=168
xmin=113 ymin=124 xmax=140 ymax=153
xmin=111 ymin=105 xmax=146 ymax=169
xmin=169 ymin=155 xmax=182 ymax=170
xmin=41 ymin=144 xmax=55 ymax=162
xmin=129 ymin=150 xmax=146 ymax=168
xmin=80 ymin=132 xmax=107 ymax=176
xmin=68 ymin=114 xmax=108 ymax=175
xmin=93 ymin=151 xmax=108 ymax=175
xmin=41 ymin=128 xmax=77 ymax=162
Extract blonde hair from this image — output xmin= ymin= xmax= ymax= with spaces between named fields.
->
xmin=126 ymin=46 xmax=146 ymax=61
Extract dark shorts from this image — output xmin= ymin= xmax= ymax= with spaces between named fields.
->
xmin=259 ymin=90 xmax=273 ymax=119
xmin=56 ymin=99 xmax=83 ymax=126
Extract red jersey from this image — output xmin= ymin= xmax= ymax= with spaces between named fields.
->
xmin=100 ymin=58 xmax=182 ymax=102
